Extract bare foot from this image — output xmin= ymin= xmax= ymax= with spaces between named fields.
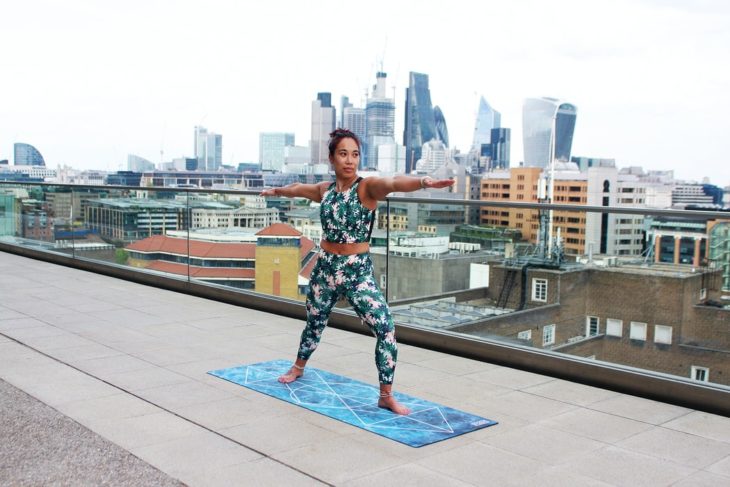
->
xmin=278 ymin=366 xmax=304 ymax=384
xmin=378 ymin=395 xmax=411 ymax=415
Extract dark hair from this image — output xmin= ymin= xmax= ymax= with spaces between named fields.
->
xmin=328 ymin=128 xmax=361 ymax=156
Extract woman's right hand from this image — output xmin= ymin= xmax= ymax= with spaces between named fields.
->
xmin=260 ymin=188 xmax=277 ymax=196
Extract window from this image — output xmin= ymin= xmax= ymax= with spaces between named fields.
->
xmin=517 ymin=330 xmax=532 ymax=340
xmin=654 ymin=325 xmax=673 ymax=344
xmin=532 ymin=278 xmax=547 ymax=302
xmin=606 ymin=318 xmax=623 ymax=337
xmin=586 ymin=316 xmax=599 ymax=336
xmin=542 ymin=324 xmax=556 ymax=346
xmin=691 ymin=366 xmax=709 ymax=382
xmin=630 ymin=321 xmax=647 ymax=341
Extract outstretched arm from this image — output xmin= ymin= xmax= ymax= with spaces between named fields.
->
xmin=364 ymin=175 xmax=455 ymax=202
xmin=260 ymin=182 xmax=326 ymax=202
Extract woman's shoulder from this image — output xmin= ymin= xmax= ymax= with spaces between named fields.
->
xmin=355 ymin=176 xmax=378 ymax=210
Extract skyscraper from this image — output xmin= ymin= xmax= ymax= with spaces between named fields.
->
xmin=339 ymin=95 xmax=352 ymax=128
xmin=472 ymin=96 xmax=502 ymax=149
xmin=489 ymin=128 xmax=511 ymax=170
xmin=259 ymin=132 xmax=295 ymax=172
xmin=343 ymin=106 xmax=366 ymax=168
xmin=365 ymin=71 xmax=396 ymax=170
xmin=522 ymin=97 xmax=577 ymax=167
xmin=403 ymin=72 xmax=437 ymax=174
xmin=14 ymin=143 xmax=45 ymax=166
xmin=310 ymin=92 xmax=336 ymax=165
xmin=194 ymin=126 xmax=223 ymax=171
xmin=433 ymin=106 xmax=449 ymax=148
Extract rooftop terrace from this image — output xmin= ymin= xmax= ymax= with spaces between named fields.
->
xmin=1 ymin=250 xmax=730 ymax=486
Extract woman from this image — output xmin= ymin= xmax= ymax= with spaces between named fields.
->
xmin=260 ymin=128 xmax=454 ymax=415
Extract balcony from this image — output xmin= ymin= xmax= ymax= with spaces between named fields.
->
xmin=1 ymin=181 xmax=730 ymax=485
xmin=3 ymin=250 xmax=730 ymax=485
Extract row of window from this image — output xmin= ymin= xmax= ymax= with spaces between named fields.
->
xmin=583 ymin=315 xmax=674 ymax=344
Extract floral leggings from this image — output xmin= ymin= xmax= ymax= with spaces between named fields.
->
xmin=298 ymin=250 xmax=398 ymax=384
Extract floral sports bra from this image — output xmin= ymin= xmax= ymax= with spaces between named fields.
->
xmin=320 ymin=177 xmax=375 ymax=244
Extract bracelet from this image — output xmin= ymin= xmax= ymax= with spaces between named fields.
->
xmin=420 ymin=176 xmax=429 ymax=189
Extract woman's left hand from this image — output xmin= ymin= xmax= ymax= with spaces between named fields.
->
xmin=422 ymin=176 xmax=456 ymax=189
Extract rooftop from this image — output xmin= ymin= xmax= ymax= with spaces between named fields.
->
xmin=1 ymin=250 xmax=729 ymax=486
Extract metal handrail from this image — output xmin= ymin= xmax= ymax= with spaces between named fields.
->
xmin=1 ymin=180 xmax=728 ymax=220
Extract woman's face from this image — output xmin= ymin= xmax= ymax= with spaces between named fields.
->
xmin=329 ymin=137 xmax=359 ymax=178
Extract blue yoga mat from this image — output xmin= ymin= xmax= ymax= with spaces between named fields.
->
xmin=208 ymin=359 xmax=497 ymax=448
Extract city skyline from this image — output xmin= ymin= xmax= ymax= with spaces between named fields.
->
xmin=2 ymin=0 xmax=729 ymax=184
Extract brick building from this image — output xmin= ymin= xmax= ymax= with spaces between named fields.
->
xmin=452 ymin=261 xmax=730 ymax=385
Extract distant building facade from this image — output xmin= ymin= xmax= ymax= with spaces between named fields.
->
xmin=139 ymin=170 xmax=264 ymax=189
xmin=310 ymin=92 xmax=336 ymax=165
xmin=127 ymin=154 xmax=155 ymax=172
xmin=14 ymin=143 xmax=45 ymax=166
xmin=194 ymin=126 xmax=223 ymax=172
xmin=259 ymin=132 xmax=295 ymax=172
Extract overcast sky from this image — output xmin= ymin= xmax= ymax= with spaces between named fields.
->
xmin=3 ymin=0 xmax=729 ymax=185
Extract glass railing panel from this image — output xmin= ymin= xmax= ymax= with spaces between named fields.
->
xmin=177 ymin=191 xmax=318 ymax=301
xmin=71 ymin=185 xmax=193 ymax=278
xmin=381 ymin=197 xmax=729 ymax=390
xmin=0 ymin=183 xmax=89 ymax=257
xmin=375 ymin=197 xmax=485 ymax=302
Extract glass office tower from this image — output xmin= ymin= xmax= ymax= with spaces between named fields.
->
xmin=522 ymin=97 xmax=577 ymax=167
xmin=472 ymin=96 xmax=502 ymax=149
xmin=365 ymin=72 xmax=395 ymax=170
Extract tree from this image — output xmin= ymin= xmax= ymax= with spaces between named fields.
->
xmin=115 ymin=248 xmax=128 ymax=265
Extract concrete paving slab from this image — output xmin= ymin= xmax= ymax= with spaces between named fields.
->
xmin=662 ymin=411 xmax=730 ymax=444
xmin=131 ymin=431 xmax=261 ymax=479
xmin=89 ymin=412 xmax=202 ymax=450
xmin=103 ymin=366 xmax=191 ymax=391
xmin=464 ymin=365 xmax=556 ymax=390
xmin=416 ymin=353 xmax=500 ymax=376
xmin=56 ymin=392 xmax=162 ymax=423
xmin=672 ymin=470 xmax=730 ymax=487
xmin=133 ymin=379 xmax=237 ymax=410
xmin=589 ymin=393 xmax=693 ymax=424
xmin=222 ymin=411 xmax=342 ymax=455
xmin=616 ymin=426 xmax=730 ymax=469
xmin=706 ymin=455 xmax=730 ymax=477
xmin=183 ymin=457 xmax=326 ymax=487
xmin=523 ymin=379 xmax=620 ymax=406
xmin=541 ymin=407 xmax=652 ymax=443
xmin=415 ymin=441 xmax=546 ymax=486
xmin=343 ymin=463 xmax=472 ymax=487
xmin=273 ymin=435 xmax=408 ymax=485
xmin=482 ymin=423 xmax=605 ymax=465
xmin=569 ymin=446 xmax=697 ymax=486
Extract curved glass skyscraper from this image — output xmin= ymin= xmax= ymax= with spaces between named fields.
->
xmin=14 ymin=143 xmax=45 ymax=166
xmin=522 ymin=97 xmax=577 ymax=167
xmin=433 ymin=106 xmax=449 ymax=148
xmin=403 ymin=72 xmax=437 ymax=174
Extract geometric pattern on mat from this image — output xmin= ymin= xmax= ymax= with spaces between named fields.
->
xmin=208 ymin=359 xmax=497 ymax=447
